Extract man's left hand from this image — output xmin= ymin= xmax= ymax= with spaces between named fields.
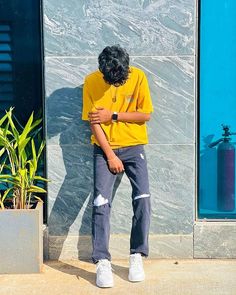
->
xmin=89 ymin=107 xmax=112 ymax=124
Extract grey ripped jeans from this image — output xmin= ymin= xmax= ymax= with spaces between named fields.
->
xmin=92 ymin=144 xmax=151 ymax=263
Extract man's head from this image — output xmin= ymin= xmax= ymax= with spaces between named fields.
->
xmin=98 ymin=45 xmax=130 ymax=87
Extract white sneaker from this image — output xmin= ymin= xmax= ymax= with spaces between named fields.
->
xmin=128 ymin=253 xmax=145 ymax=282
xmin=96 ymin=259 xmax=114 ymax=288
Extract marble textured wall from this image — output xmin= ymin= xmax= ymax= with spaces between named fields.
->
xmin=44 ymin=0 xmax=196 ymax=260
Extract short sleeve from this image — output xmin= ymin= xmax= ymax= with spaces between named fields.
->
xmin=137 ymin=72 xmax=154 ymax=113
xmin=82 ymin=77 xmax=93 ymax=121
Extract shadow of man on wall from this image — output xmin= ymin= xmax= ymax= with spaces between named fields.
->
xmin=47 ymin=85 xmax=94 ymax=261
xmin=46 ymin=85 xmax=123 ymax=262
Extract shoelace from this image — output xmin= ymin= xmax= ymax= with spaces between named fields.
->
xmin=130 ymin=255 xmax=142 ymax=268
xmin=97 ymin=260 xmax=113 ymax=274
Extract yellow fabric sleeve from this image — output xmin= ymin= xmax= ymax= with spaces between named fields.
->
xmin=82 ymin=78 xmax=93 ymax=121
xmin=137 ymin=72 xmax=154 ymax=114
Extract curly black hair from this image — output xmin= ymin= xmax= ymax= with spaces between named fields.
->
xmin=98 ymin=45 xmax=130 ymax=86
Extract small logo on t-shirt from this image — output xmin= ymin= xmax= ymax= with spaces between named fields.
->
xmin=126 ymin=95 xmax=134 ymax=103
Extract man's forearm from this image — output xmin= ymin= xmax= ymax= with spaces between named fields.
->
xmin=117 ymin=111 xmax=150 ymax=122
xmin=89 ymin=108 xmax=151 ymax=124
xmin=90 ymin=123 xmax=116 ymax=160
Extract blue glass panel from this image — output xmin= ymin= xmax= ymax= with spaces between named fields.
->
xmin=0 ymin=44 xmax=11 ymax=51
xmin=199 ymin=0 xmax=236 ymax=219
xmin=0 ymin=53 xmax=11 ymax=61
xmin=0 ymin=33 xmax=11 ymax=42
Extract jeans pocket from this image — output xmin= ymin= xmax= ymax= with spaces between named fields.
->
xmin=93 ymin=144 xmax=104 ymax=156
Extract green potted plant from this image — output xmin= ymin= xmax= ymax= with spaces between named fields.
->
xmin=0 ymin=107 xmax=49 ymax=274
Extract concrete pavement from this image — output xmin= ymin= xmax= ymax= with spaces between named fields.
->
xmin=0 ymin=259 xmax=236 ymax=295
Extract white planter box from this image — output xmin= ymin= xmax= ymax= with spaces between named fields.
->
xmin=0 ymin=201 xmax=43 ymax=274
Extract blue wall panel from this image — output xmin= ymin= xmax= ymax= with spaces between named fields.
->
xmin=199 ymin=0 xmax=236 ymax=218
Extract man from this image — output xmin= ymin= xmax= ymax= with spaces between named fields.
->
xmin=82 ymin=45 xmax=153 ymax=288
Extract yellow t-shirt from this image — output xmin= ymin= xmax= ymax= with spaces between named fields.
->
xmin=82 ymin=66 xmax=153 ymax=148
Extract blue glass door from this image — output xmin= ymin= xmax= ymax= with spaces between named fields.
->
xmin=199 ymin=0 xmax=236 ymax=219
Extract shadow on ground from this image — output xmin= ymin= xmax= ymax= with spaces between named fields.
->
xmin=44 ymin=260 xmax=96 ymax=286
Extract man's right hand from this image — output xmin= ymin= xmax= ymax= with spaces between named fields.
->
xmin=90 ymin=124 xmax=124 ymax=174
xmin=107 ymin=156 xmax=125 ymax=174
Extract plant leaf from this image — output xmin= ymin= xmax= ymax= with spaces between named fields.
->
xmin=0 ymin=147 xmax=6 ymax=157
xmin=1 ymin=187 xmax=13 ymax=203
xmin=31 ymin=139 xmax=37 ymax=171
xmin=18 ymin=137 xmax=31 ymax=159
xmin=0 ymin=174 xmax=15 ymax=179
xmin=0 ymin=109 xmax=10 ymax=126
xmin=37 ymin=140 xmax=45 ymax=160
xmin=6 ymin=108 xmax=19 ymax=142
xmin=28 ymin=185 xmax=47 ymax=193
xmin=30 ymin=118 xmax=42 ymax=131
xmin=19 ymin=112 xmax=34 ymax=145
xmin=34 ymin=175 xmax=50 ymax=182
xmin=32 ymin=195 xmax=44 ymax=203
